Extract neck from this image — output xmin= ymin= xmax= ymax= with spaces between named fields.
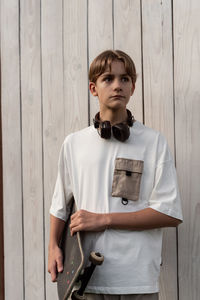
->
xmin=99 ymin=108 xmax=128 ymax=126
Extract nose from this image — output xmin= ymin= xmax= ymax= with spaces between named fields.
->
xmin=113 ymin=78 xmax=122 ymax=91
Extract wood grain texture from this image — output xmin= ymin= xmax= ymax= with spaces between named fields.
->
xmin=41 ymin=1 xmax=65 ymax=299
xmin=141 ymin=1 xmax=177 ymax=299
xmin=88 ymin=0 xmax=113 ymax=125
xmin=1 ymin=0 xmax=24 ymax=299
xmin=63 ymin=0 xmax=88 ymax=132
xmin=0 ymin=53 xmax=5 ymax=300
xmin=174 ymin=0 xmax=200 ymax=299
xmin=0 ymin=2 xmax=3 ymax=297
xmin=114 ymin=0 xmax=143 ymax=123
xmin=20 ymin=0 xmax=45 ymax=299
xmin=142 ymin=0 xmax=175 ymax=146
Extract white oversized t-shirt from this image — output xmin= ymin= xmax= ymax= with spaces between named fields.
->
xmin=50 ymin=120 xmax=183 ymax=294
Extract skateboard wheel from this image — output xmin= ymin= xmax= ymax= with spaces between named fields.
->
xmin=89 ymin=251 xmax=104 ymax=265
xmin=71 ymin=290 xmax=86 ymax=300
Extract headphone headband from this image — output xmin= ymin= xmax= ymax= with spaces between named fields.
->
xmin=93 ymin=109 xmax=135 ymax=129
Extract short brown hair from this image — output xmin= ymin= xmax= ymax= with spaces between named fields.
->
xmin=89 ymin=49 xmax=137 ymax=84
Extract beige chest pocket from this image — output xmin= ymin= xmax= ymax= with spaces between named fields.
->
xmin=111 ymin=158 xmax=144 ymax=201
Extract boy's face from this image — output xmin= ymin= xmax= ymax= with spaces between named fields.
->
xmin=89 ymin=60 xmax=135 ymax=111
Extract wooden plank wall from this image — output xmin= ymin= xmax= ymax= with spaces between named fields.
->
xmin=174 ymin=0 xmax=200 ymax=299
xmin=1 ymin=1 xmax=24 ymax=300
xmin=0 ymin=55 xmax=5 ymax=300
xmin=1 ymin=0 xmax=199 ymax=299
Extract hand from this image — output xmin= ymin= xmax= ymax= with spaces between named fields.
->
xmin=69 ymin=210 xmax=108 ymax=236
xmin=48 ymin=245 xmax=63 ymax=282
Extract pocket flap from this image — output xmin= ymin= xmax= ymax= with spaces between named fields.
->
xmin=115 ymin=158 xmax=144 ymax=173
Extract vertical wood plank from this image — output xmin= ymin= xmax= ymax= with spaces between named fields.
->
xmin=41 ymin=1 xmax=64 ymax=299
xmin=1 ymin=0 xmax=24 ymax=299
xmin=0 ymin=4 xmax=3 ymax=297
xmin=114 ymin=0 xmax=143 ymax=123
xmin=0 ymin=54 xmax=5 ymax=300
xmin=20 ymin=0 xmax=45 ymax=299
xmin=142 ymin=0 xmax=175 ymax=146
xmin=63 ymin=0 xmax=88 ymax=132
xmin=142 ymin=1 xmax=177 ymax=299
xmin=88 ymin=0 xmax=113 ymax=124
xmin=174 ymin=0 xmax=200 ymax=299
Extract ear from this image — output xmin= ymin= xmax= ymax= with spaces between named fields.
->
xmin=131 ymin=83 xmax=135 ymax=96
xmin=89 ymin=82 xmax=98 ymax=96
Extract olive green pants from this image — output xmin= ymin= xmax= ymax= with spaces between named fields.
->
xmin=85 ymin=293 xmax=159 ymax=300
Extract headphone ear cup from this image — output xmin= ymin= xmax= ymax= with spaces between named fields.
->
xmin=99 ymin=121 xmax=112 ymax=139
xmin=112 ymin=123 xmax=130 ymax=142
xmin=93 ymin=112 xmax=100 ymax=128
xmin=126 ymin=109 xmax=134 ymax=127
xmin=93 ymin=109 xmax=134 ymax=141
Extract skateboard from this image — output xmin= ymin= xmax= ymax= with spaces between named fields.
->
xmin=57 ymin=196 xmax=104 ymax=300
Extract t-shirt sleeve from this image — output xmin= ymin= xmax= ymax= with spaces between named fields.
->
xmin=148 ymin=135 xmax=183 ymax=221
xmin=49 ymin=137 xmax=73 ymax=221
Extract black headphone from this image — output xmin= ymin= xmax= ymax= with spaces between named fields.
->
xmin=93 ymin=109 xmax=135 ymax=142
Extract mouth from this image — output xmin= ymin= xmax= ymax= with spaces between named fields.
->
xmin=110 ymin=95 xmax=125 ymax=99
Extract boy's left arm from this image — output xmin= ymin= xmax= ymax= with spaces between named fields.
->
xmin=69 ymin=208 xmax=182 ymax=236
xmin=105 ymin=208 xmax=182 ymax=230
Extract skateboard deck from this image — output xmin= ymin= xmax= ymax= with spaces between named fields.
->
xmin=57 ymin=196 xmax=104 ymax=300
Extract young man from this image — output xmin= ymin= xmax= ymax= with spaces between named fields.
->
xmin=48 ymin=50 xmax=183 ymax=300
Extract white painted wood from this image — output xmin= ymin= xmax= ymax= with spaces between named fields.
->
xmin=141 ymin=1 xmax=178 ymax=299
xmin=1 ymin=0 xmax=24 ymax=299
xmin=41 ymin=1 xmax=65 ymax=299
xmin=174 ymin=0 xmax=200 ymax=299
xmin=63 ymin=0 xmax=88 ymax=132
xmin=88 ymin=0 xmax=113 ymax=125
xmin=114 ymin=0 xmax=143 ymax=123
xmin=20 ymin=0 xmax=45 ymax=299
xmin=142 ymin=0 xmax=175 ymax=146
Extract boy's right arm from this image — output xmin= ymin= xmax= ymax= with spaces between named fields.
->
xmin=48 ymin=214 xmax=66 ymax=282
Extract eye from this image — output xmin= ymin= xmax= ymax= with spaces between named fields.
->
xmin=103 ymin=76 xmax=112 ymax=82
xmin=121 ymin=76 xmax=129 ymax=82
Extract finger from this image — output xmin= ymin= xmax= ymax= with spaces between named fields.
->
xmin=50 ymin=265 xmax=57 ymax=282
xmin=71 ymin=209 xmax=85 ymax=220
xmin=70 ymin=212 xmax=77 ymax=220
xmin=51 ymin=274 xmax=57 ymax=282
xmin=71 ymin=225 xmax=81 ymax=236
xmin=70 ymin=219 xmax=80 ymax=230
xmin=57 ymin=256 xmax=63 ymax=273
xmin=69 ymin=218 xmax=79 ymax=229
